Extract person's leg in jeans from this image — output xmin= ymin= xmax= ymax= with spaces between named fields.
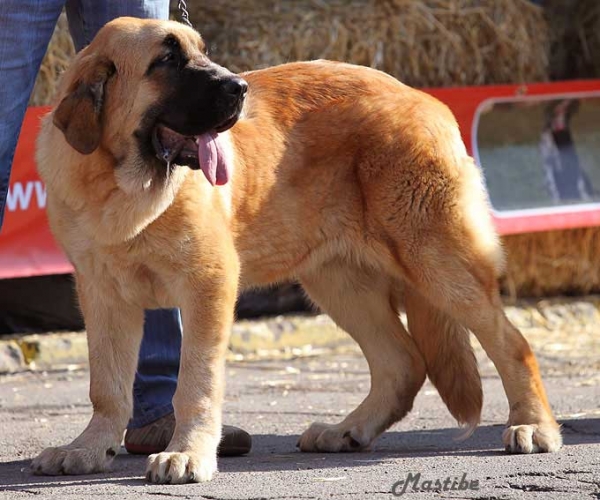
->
xmin=0 ymin=0 xmax=65 ymax=229
xmin=65 ymin=0 xmax=250 ymax=455
xmin=130 ymin=310 xmax=182 ymax=428
xmin=65 ymin=0 xmax=168 ymax=50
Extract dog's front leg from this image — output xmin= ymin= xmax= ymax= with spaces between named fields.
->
xmin=32 ymin=275 xmax=145 ymax=475
xmin=145 ymin=262 xmax=239 ymax=484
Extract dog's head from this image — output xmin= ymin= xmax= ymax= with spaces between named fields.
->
xmin=52 ymin=17 xmax=246 ymax=186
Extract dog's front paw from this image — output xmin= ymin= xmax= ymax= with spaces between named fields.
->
xmin=503 ymin=423 xmax=562 ymax=454
xmin=31 ymin=445 xmax=117 ymax=475
xmin=297 ymin=422 xmax=371 ymax=453
xmin=146 ymin=451 xmax=217 ymax=484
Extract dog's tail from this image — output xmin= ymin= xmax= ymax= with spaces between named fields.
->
xmin=405 ymin=292 xmax=482 ymax=437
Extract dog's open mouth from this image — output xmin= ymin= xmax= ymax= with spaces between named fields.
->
xmin=151 ymin=115 xmax=238 ymax=186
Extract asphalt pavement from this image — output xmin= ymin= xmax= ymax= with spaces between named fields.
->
xmin=0 ymin=327 xmax=599 ymax=499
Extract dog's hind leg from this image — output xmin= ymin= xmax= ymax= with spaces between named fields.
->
xmin=370 ymin=146 xmax=561 ymax=453
xmin=297 ymin=260 xmax=426 ymax=452
xmin=385 ymin=221 xmax=562 ymax=453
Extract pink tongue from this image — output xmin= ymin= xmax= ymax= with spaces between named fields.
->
xmin=197 ymin=132 xmax=231 ymax=186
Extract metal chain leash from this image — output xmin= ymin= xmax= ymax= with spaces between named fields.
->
xmin=177 ymin=0 xmax=192 ymax=27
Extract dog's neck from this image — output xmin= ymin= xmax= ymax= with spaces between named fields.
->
xmin=37 ymin=116 xmax=189 ymax=246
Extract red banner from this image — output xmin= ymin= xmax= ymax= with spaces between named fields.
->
xmin=0 ymin=107 xmax=73 ymax=279
xmin=426 ymin=80 xmax=600 ymax=235
xmin=1 ymin=80 xmax=600 ymax=279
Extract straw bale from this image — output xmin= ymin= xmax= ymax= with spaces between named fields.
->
xmin=30 ymin=13 xmax=75 ymax=106
xmin=545 ymin=0 xmax=600 ymax=79
xmin=579 ymin=2 xmax=600 ymax=77
xmin=188 ymin=0 xmax=548 ymax=87
xmin=501 ymin=229 xmax=600 ymax=298
xmin=34 ymin=2 xmax=549 ymax=101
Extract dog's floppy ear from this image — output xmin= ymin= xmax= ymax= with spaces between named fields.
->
xmin=53 ymin=56 xmax=115 ymax=155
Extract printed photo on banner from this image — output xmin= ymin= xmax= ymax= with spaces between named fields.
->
xmin=474 ymin=93 xmax=600 ymax=215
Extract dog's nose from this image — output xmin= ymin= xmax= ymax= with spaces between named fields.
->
xmin=223 ymin=77 xmax=248 ymax=98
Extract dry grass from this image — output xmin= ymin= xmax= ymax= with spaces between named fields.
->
xmin=30 ymin=13 xmax=74 ymax=106
xmin=34 ymin=0 xmax=548 ymax=106
xmin=546 ymin=0 xmax=600 ymax=79
xmin=501 ymin=229 xmax=600 ymax=298
xmin=190 ymin=0 xmax=548 ymax=87
xmin=578 ymin=1 xmax=600 ymax=77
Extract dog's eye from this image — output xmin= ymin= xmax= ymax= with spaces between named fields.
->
xmin=146 ymin=52 xmax=179 ymax=75
xmin=160 ymin=52 xmax=176 ymax=64
xmin=146 ymin=35 xmax=185 ymax=75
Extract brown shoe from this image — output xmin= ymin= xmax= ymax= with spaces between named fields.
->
xmin=124 ymin=413 xmax=251 ymax=456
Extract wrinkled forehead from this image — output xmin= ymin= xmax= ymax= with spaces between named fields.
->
xmin=88 ymin=17 xmax=205 ymax=69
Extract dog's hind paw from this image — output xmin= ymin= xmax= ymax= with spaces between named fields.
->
xmin=297 ymin=422 xmax=372 ymax=453
xmin=146 ymin=451 xmax=217 ymax=484
xmin=502 ymin=423 xmax=562 ymax=454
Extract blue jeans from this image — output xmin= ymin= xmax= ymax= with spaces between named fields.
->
xmin=0 ymin=0 xmax=179 ymax=429
xmin=132 ymin=310 xmax=182 ymax=428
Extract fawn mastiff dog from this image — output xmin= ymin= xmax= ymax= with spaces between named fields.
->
xmin=33 ymin=17 xmax=562 ymax=484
